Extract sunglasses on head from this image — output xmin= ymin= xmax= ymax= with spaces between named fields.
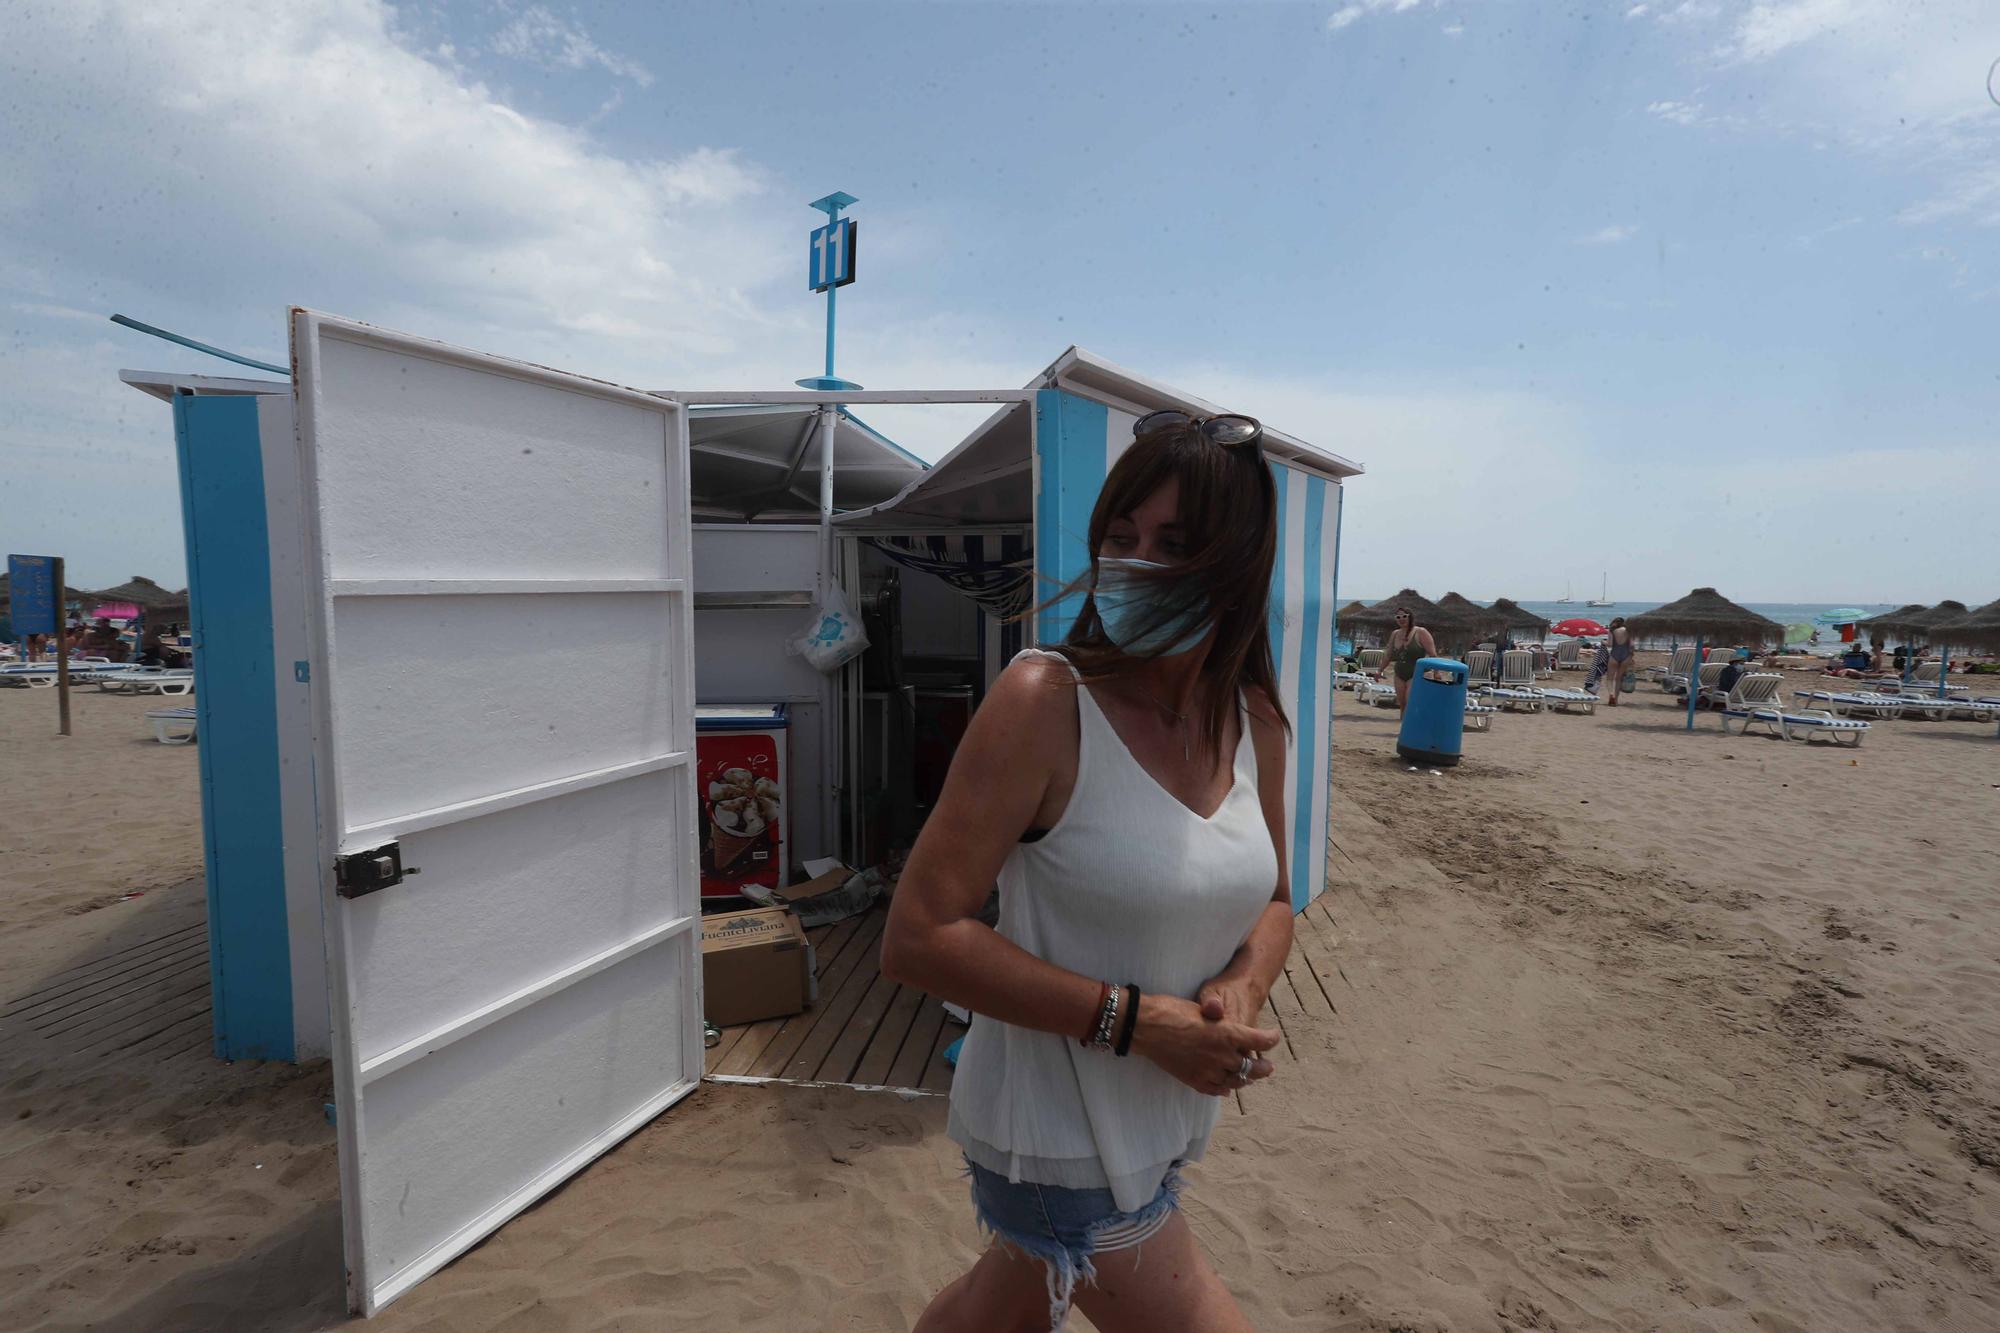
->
xmin=1133 ymin=409 xmax=1263 ymax=449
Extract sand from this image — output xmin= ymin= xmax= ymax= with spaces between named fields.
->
xmin=2 ymin=670 xmax=1997 ymax=1330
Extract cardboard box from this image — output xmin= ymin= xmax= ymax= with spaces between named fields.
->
xmin=701 ymin=907 xmax=815 ymax=1027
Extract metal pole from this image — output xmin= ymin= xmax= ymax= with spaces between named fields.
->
xmin=1685 ymin=636 xmax=1702 ymax=732
xmin=816 ymin=407 xmax=837 ymax=597
xmin=52 ymin=557 xmax=72 ymax=737
xmin=824 ymin=280 xmax=838 ymax=381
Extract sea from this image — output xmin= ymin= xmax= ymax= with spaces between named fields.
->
xmin=1337 ymin=600 xmax=1899 ymax=655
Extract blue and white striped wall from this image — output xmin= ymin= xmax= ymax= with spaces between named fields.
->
xmin=170 ymin=390 xmax=329 ymax=1061
xmin=1033 ymin=389 xmax=1343 ymax=911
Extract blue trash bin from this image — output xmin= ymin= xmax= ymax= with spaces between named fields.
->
xmin=1397 ymin=657 xmax=1468 ymax=767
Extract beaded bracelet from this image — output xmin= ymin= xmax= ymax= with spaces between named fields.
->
xmin=1081 ymin=981 xmax=1121 ymax=1050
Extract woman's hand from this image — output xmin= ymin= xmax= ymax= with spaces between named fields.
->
xmin=1129 ymin=993 xmax=1281 ymax=1097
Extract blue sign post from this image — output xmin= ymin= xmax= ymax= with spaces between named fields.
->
xmin=7 ymin=553 xmax=71 ymax=733
xmin=797 ymin=191 xmax=862 ymax=393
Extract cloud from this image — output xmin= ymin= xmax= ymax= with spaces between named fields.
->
xmin=1328 ymin=0 xmax=1425 ymax=34
xmin=1646 ymin=98 xmax=1707 ymax=126
xmin=490 ymin=4 xmax=653 ymax=86
xmin=0 ymin=0 xmax=1026 ymax=587
xmin=1626 ymin=3 xmax=1650 ymax=16
xmin=1576 ymin=224 xmax=1640 ymax=245
xmin=1442 ymin=23 xmax=1465 ymax=36
xmin=1721 ymin=0 xmax=1858 ymax=62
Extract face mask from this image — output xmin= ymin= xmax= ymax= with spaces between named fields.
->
xmin=1093 ymin=558 xmax=1208 ymax=657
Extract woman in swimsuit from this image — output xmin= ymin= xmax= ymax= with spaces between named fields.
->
xmin=1606 ymin=617 xmax=1635 ymax=705
xmin=1385 ymin=608 xmax=1436 ymax=711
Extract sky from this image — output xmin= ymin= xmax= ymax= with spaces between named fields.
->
xmin=2 ymin=0 xmax=1995 ymax=604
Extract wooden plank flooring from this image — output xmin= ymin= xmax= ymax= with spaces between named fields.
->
xmin=1 ymin=920 xmax=214 ymax=1063
xmin=703 ymin=895 xmax=1348 ymax=1102
xmin=705 ymin=905 xmax=962 ymax=1092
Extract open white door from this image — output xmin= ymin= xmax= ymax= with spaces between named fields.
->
xmin=291 ymin=312 xmax=702 ymax=1315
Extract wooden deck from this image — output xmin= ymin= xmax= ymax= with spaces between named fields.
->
xmin=703 ymin=895 xmax=1348 ymax=1101
xmin=0 ymin=920 xmax=215 ymax=1064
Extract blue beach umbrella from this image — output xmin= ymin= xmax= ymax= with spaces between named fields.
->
xmin=1812 ymin=607 xmax=1869 ymax=626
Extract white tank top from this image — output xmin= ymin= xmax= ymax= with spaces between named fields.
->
xmin=946 ymin=651 xmax=1280 ymax=1211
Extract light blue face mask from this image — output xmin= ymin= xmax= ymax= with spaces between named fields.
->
xmin=1093 ymin=558 xmax=1209 ymax=657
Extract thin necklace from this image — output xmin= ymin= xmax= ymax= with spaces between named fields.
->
xmin=1127 ymin=681 xmax=1192 ymax=761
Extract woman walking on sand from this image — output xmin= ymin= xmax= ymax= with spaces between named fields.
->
xmin=1385 ymin=607 xmax=1436 ymax=710
xmin=883 ymin=410 xmax=1293 ymax=1333
xmin=1605 ymin=617 xmax=1635 ymax=705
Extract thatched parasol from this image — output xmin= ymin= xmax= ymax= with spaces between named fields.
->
xmin=1427 ymin=592 xmax=1506 ymax=649
xmin=1334 ymin=599 xmax=1370 ymax=626
xmin=1859 ymin=603 xmax=1930 ymax=638
xmin=1932 ymin=598 xmax=2000 ymax=652
xmin=1870 ymin=599 xmax=1970 ymax=643
xmin=1487 ymin=597 xmax=1551 ymax=635
xmin=89 ymin=575 xmax=181 ymax=610
xmin=1337 ymin=589 xmax=1438 ymax=633
xmin=1625 ymin=587 xmax=1783 ymax=647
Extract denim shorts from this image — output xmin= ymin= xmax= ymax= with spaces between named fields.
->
xmin=964 ymin=1157 xmax=1184 ymax=1331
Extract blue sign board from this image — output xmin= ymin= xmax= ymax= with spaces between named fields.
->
xmin=808 ymin=218 xmax=858 ymax=292
xmin=7 ymin=554 xmax=59 ymax=634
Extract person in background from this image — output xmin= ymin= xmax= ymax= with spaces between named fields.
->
xmin=1715 ymin=655 xmax=1746 ymax=697
xmin=82 ymin=617 xmax=127 ymax=661
xmin=139 ymin=623 xmax=188 ymax=669
xmin=1605 ymin=617 xmax=1635 ymax=705
xmin=1385 ymin=608 xmax=1436 ymax=710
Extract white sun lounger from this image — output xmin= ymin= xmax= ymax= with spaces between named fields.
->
xmin=1357 ymin=648 xmax=1387 ymax=674
xmin=1790 ymin=690 xmax=1906 ymax=719
xmin=1535 ymin=686 xmax=1599 ymax=714
xmin=95 ymin=667 xmax=195 ymax=696
xmin=1554 ymin=640 xmax=1585 ymax=670
xmin=1478 ymin=686 xmax=1545 ymax=714
xmin=1333 ymin=671 xmax=1371 ymax=692
xmin=1715 ymin=674 xmax=1787 ymax=737
xmin=1462 ymin=698 xmax=1495 ymax=731
xmin=1652 ymin=646 xmax=1698 ymax=694
xmin=1357 ymin=680 xmax=1400 ymax=707
xmin=1896 ymin=695 xmax=2000 ymax=722
xmin=1768 ymin=709 xmax=1870 ymax=745
xmin=147 ymin=706 xmax=199 ymax=745
xmin=1465 ymin=650 xmax=1493 ymax=682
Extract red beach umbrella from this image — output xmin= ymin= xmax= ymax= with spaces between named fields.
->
xmin=1551 ymin=617 xmax=1607 ymax=638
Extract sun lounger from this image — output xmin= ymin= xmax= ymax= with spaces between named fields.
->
xmin=95 ymin=667 xmax=195 ymax=696
xmin=147 ymin=706 xmax=198 ymax=745
xmin=1357 ymin=680 xmax=1399 ymax=707
xmin=1554 ymin=640 xmax=1584 ymax=670
xmin=1911 ymin=662 xmax=1970 ymax=695
xmin=1896 ymin=696 xmax=2000 ymax=722
xmin=1478 ymin=686 xmax=1545 ymax=714
xmin=1768 ymin=709 xmax=1870 ymax=745
xmin=1462 ymin=698 xmax=1495 ymax=731
xmin=1333 ymin=671 xmax=1371 ymax=692
xmin=1714 ymin=674 xmax=1787 ymax=737
xmin=1535 ymin=686 xmax=1598 ymax=714
xmin=1465 ymin=650 xmax=1493 ymax=682
xmin=1790 ymin=690 xmax=1905 ymax=719
xmin=1653 ymin=647 xmax=1698 ymax=694
xmin=1357 ymin=648 xmax=1386 ymax=674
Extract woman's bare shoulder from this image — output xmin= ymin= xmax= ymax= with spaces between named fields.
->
xmin=1242 ymin=683 xmax=1286 ymax=736
xmin=973 ymin=653 xmax=1079 ymax=736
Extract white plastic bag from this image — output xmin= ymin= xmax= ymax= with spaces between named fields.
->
xmin=788 ymin=585 xmax=870 ymax=674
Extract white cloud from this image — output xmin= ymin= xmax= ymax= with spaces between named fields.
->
xmin=0 ymin=0 xmax=1029 ymax=587
xmin=1646 ymin=98 xmax=1706 ymax=126
xmin=1328 ymin=0 xmax=1425 ymax=34
xmin=1576 ymin=223 xmax=1640 ymax=245
xmin=1442 ymin=23 xmax=1466 ymax=36
xmin=490 ymin=4 xmax=653 ymax=86
xmin=1626 ymin=3 xmax=1650 ymax=16
xmin=1723 ymin=0 xmax=1858 ymax=62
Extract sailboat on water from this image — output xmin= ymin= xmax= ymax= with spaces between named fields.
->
xmin=1587 ymin=573 xmax=1613 ymax=608
xmin=1555 ymin=581 xmax=1575 ymax=605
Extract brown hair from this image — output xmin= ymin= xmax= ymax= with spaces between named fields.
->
xmin=1044 ymin=421 xmax=1290 ymax=759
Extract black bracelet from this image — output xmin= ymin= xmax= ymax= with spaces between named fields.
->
xmin=1113 ymin=983 xmax=1141 ymax=1057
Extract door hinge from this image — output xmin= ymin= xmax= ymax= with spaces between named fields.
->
xmin=335 ymin=843 xmax=418 ymax=898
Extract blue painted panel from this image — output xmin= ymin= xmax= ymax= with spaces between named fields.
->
xmin=1290 ymin=476 xmax=1327 ymax=911
xmin=1033 ymin=390 xmax=1110 ymax=644
xmin=172 ymin=393 xmax=294 ymax=1061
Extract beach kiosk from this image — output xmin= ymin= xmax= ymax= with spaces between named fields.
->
xmin=122 ymin=312 xmax=1360 ymax=1314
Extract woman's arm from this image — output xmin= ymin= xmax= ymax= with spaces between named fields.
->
xmin=1195 ymin=691 xmax=1294 ymax=1045
xmin=881 ymin=658 xmax=1277 ymax=1093
xmin=1418 ymin=627 xmax=1437 ymax=656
